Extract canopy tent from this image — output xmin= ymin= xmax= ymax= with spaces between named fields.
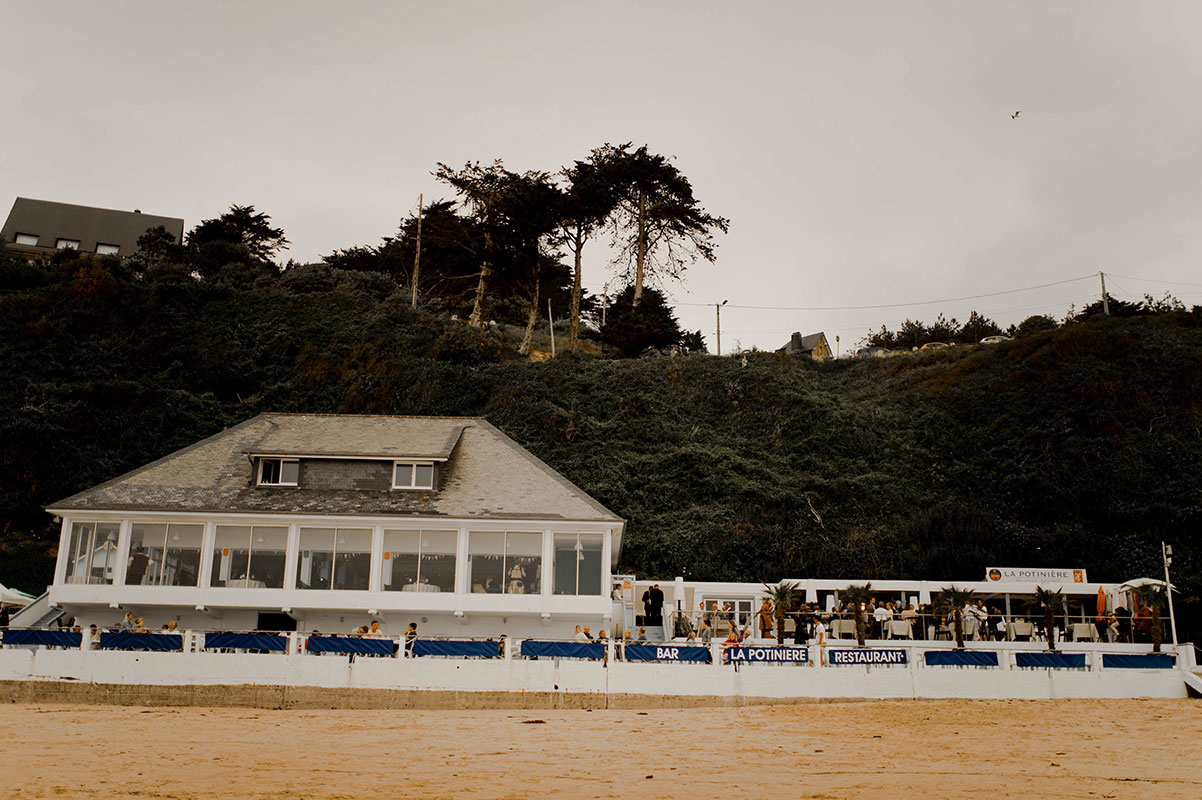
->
xmin=0 ymin=582 xmax=35 ymax=608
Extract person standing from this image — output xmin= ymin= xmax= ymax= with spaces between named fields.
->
xmin=648 ymin=584 xmax=664 ymax=625
xmin=758 ymin=599 xmax=774 ymax=640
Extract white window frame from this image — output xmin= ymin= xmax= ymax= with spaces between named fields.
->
xmin=257 ymin=457 xmax=299 ymax=487
xmin=96 ymin=242 xmax=120 ymax=256
xmin=56 ymin=238 xmax=80 ymax=250
xmin=14 ymin=233 xmax=38 ymax=246
xmin=392 ymin=461 xmax=435 ymax=490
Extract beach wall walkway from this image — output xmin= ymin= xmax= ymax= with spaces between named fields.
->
xmin=0 ymin=642 xmax=1193 ymax=708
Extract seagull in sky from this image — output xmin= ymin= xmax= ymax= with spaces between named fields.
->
xmin=1011 ymin=111 xmax=1021 ymax=120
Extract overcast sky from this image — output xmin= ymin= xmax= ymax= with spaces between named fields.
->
xmin=6 ymin=2 xmax=1202 ymax=351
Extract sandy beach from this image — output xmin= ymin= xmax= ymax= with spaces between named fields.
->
xmin=2 ymin=698 xmax=1199 ymax=799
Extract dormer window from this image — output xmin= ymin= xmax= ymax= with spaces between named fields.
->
xmin=393 ymin=461 xmax=435 ymax=490
xmin=258 ymin=458 xmax=299 ymax=486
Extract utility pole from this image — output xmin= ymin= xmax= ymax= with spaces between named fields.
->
xmin=1163 ymin=542 xmax=1178 ymax=648
xmin=601 ymin=282 xmax=609 ymax=327
xmin=548 ymin=299 xmax=556 ymax=358
xmin=1100 ymin=271 xmax=1109 ymax=316
xmin=411 ymin=194 xmax=423 ymax=309
xmin=715 ymin=300 xmax=727 ymax=356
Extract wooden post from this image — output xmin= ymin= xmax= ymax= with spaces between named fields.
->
xmin=411 ymin=194 xmax=422 ymax=309
xmin=548 ymin=299 xmax=556 ymax=358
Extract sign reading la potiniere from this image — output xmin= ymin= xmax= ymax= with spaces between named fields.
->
xmin=985 ymin=567 xmax=1087 ymax=584
xmin=727 ymin=646 xmax=809 ymax=663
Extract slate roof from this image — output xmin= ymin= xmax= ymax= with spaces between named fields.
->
xmin=2 ymin=197 xmax=184 ymax=257
xmin=48 ymin=414 xmax=623 ymax=524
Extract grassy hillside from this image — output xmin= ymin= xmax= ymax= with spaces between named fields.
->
xmin=2 ymin=268 xmax=1200 ymax=636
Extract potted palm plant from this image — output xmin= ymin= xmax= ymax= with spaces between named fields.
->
xmin=762 ymin=581 xmax=800 ymax=645
xmin=1135 ymin=584 xmax=1167 ymax=653
xmin=840 ymin=583 xmax=872 ymax=647
xmin=938 ymin=586 xmax=976 ymax=649
xmin=1033 ymin=586 xmax=1063 ymax=651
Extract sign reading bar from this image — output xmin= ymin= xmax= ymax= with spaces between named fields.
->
xmin=728 ymin=646 xmax=809 ymax=664
xmin=829 ymin=648 xmax=908 ymax=666
xmin=985 ymin=567 xmax=1086 ymax=584
xmin=624 ymin=643 xmax=710 ymax=662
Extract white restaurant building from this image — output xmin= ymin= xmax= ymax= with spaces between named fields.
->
xmin=45 ymin=414 xmax=625 ymax=638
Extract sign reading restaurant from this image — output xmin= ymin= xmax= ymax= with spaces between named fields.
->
xmin=985 ymin=567 xmax=1086 ymax=584
xmin=829 ymin=649 xmax=908 ymax=666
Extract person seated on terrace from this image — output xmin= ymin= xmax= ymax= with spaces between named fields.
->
xmin=900 ymin=604 xmax=917 ymax=622
xmin=404 ymin=622 xmax=418 ymax=656
xmin=118 ymin=612 xmax=135 ymax=632
xmin=134 ymin=618 xmax=149 ymax=633
xmin=165 ymin=620 xmax=179 ymax=634
xmin=472 ymin=579 xmax=485 ymax=593
xmin=636 ymin=627 xmax=647 ymax=641
xmin=367 ymin=621 xmax=385 ymax=638
xmin=698 ymin=619 xmax=713 ymax=645
xmin=582 ymin=625 xmax=593 ymax=640
xmin=350 ymin=625 xmax=369 ymax=636
xmin=573 ymin=625 xmax=587 ymax=642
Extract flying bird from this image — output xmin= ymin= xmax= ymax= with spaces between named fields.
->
xmin=1011 ymin=111 xmax=1021 ymax=120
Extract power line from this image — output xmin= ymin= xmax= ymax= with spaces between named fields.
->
xmin=1105 ymin=272 xmax=1202 ymax=289
xmin=673 ymin=274 xmax=1096 ymax=312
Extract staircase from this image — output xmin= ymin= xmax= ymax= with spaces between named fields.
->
xmin=1184 ymin=671 xmax=1202 ymax=698
xmin=7 ymin=592 xmax=65 ymax=629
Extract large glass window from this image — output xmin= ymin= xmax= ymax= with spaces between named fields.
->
xmin=63 ymin=522 xmax=120 ymax=584
xmin=468 ymin=531 xmax=542 ymax=595
xmin=382 ymin=529 xmax=456 ymax=592
xmin=126 ymin=523 xmax=202 ymax=586
xmin=298 ymin=528 xmax=371 ymax=591
xmin=210 ymin=525 xmax=288 ymax=588
xmin=553 ymin=533 xmax=603 ymax=595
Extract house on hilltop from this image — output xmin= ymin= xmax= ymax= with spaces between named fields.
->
xmin=778 ymin=331 xmax=832 ymax=361
xmin=1 ymin=197 xmax=184 ymax=261
xmin=44 ymin=414 xmax=625 ymax=638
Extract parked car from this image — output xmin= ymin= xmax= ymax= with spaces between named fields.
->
xmin=980 ymin=335 xmax=1011 ymax=345
xmin=919 ymin=342 xmax=950 ymax=350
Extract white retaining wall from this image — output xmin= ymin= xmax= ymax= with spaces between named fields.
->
xmin=0 ymin=642 xmax=1193 ymax=701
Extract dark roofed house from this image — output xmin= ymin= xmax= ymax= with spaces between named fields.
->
xmin=1 ymin=197 xmax=184 ymax=261
xmin=45 ymin=414 xmax=625 ymax=639
xmin=778 ymin=331 xmax=832 ymax=361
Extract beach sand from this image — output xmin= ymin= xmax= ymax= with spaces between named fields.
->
xmin=2 ymin=698 xmax=1198 ymax=799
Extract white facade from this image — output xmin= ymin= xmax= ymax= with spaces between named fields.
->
xmin=48 ymin=510 xmax=619 ymax=638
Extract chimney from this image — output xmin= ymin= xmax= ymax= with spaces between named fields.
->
xmin=790 ymin=331 xmax=803 ymax=353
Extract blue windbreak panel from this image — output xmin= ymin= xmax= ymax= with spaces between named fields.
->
xmin=306 ymin=636 xmax=393 ymax=655
xmin=203 ymin=632 xmax=288 ymax=652
xmin=2 ymin=629 xmax=82 ymax=648
xmin=520 ymin=640 xmax=605 ymax=660
xmin=412 ymin=640 xmax=499 ymax=658
xmin=1102 ymin=653 xmax=1174 ymax=669
xmin=1015 ymin=652 xmax=1086 ymax=669
xmin=99 ymin=632 xmax=182 ymax=651
xmin=924 ymin=650 xmax=999 ymax=667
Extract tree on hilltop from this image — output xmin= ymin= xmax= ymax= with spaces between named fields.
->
xmin=596 ymin=143 xmax=728 ymax=308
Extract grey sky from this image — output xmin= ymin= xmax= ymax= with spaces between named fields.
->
xmin=6 ymin=2 xmax=1202 ymax=351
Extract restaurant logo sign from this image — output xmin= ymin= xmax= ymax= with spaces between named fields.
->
xmin=728 ymin=646 xmax=809 ymax=663
xmin=985 ymin=567 xmax=1086 ymax=583
xmin=829 ymin=648 xmax=908 ymax=666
